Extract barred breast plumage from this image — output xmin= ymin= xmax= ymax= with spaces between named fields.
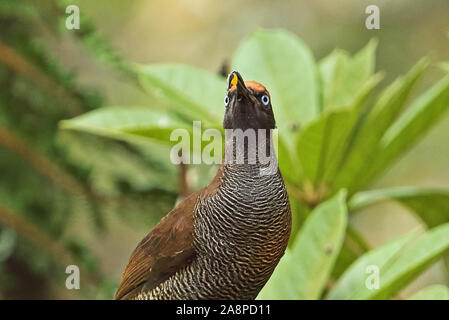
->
xmin=137 ymin=164 xmax=291 ymax=299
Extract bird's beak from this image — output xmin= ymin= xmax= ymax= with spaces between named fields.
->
xmin=228 ymin=70 xmax=251 ymax=99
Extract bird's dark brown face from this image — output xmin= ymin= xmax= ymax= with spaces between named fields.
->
xmin=223 ymin=71 xmax=276 ymax=131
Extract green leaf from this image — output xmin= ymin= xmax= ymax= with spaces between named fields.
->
xmin=319 ymin=39 xmax=377 ymax=110
xmin=331 ymin=226 xmax=370 ymax=279
xmin=333 ymin=59 xmax=429 ymax=193
xmin=297 ymin=108 xmax=356 ymax=185
xmin=362 ymin=73 xmax=449 ymax=189
xmin=60 ymin=106 xmax=192 ymax=145
xmin=58 ymin=131 xmax=179 ymax=193
xmin=137 ymin=63 xmax=225 ymax=125
xmin=407 ymin=285 xmax=449 ymax=300
xmin=258 ymin=190 xmax=347 ymax=300
xmin=296 ymin=73 xmax=382 ymax=186
xmin=439 ymin=62 xmax=449 ymax=72
xmin=287 ymin=196 xmax=312 ymax=245
xmin=349 ymin=187 xmax=449 ymax=228
xmin=232 ymin=29 xmax=320 ymax=139
xmin=352 ymin=222 xmax=449 ymax=300
xmin=278 ymin=137 xmax=303 ymax=185
xmin=327 ymin=231 xmax=417 ymax=300
xmin=350 ymin=187 xmax=449 ymax=275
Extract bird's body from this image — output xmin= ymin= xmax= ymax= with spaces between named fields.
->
xmin=115 ymin=72 xmax=291 ymax=300
xmin=137 ymin=162 xmax=290 ymax=299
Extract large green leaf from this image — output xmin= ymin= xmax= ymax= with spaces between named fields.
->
xmin=407 ymin=285 xmax=449 ymax=300
xmin=333 ymin=59 xmax=429 ymax=193
xmin=295 ymin=75 xmax=381 ymax=187
xmin=58 ymin=131 xmax=179 ymax=193
xmin=137 ymin=63 xmax=225 ymax=125
xmin=277 ymin=132 xmax=303 ymax=185
xmin=60 ymin=106 xmax=192 ymax=146
xmin=440 ymin=62 xmax=449 ymax=72
xmin=349 ymin=187 xmax=449 ymax=228
xmin=258 ymin=190 xmax=347 ymax=299
xmin=327 ymin=232 xmax=417 ymax=300
xmin=350 ymin=187 xmax=449 ymax=274
xmin=296 ymin=66 xmax=382 ymax=186
xmin=331 ymin=226 xmax=371 ymax=280
xmin=351 ymin=222 xmax=449 ymax=300
xmin=319 ymin=39 xmax=377 ymax=110
xmin=232 ymin=29 xmax=320 ymax=142
xmin=287 ymin=196 xmax=312 ymax=245
xmin=296 ymin=108 xmax=356 ymax=185
xmin=360 ymin=73 xmax=449 ymax=190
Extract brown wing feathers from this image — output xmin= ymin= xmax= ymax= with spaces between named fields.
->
xmin=114 ymin=191 xmax=198 ymax=300
xmin=114 ymin=165 xmax=224 ymax=300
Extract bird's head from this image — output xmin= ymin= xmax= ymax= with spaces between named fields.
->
xmin=223 ymin=71 xmax=275 ymax=131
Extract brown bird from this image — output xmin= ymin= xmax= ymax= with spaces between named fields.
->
xmin=115 ymin=71 xmax=291 ymax=300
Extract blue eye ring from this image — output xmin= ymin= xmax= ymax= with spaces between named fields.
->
xmin=261 ymin=94 xmax=270 ymax=106
xmin=224 ymin=95 xmax=230 ymax=106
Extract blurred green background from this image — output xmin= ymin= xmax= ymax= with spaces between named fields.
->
xmin=0 ymin=0 xmax=448 ymax=299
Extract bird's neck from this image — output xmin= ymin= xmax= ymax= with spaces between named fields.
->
xmin=223 ymin=128 xmax=278 ymax=174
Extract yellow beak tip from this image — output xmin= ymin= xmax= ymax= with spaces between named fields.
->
xmin=230 ymin=73 xmax=238 ymax=87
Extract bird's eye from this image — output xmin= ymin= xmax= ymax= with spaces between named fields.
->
xmin=224 ymin=95 xmax=230 ymax=106
xmin=261 ymin=94 xmax=270 ymax=106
